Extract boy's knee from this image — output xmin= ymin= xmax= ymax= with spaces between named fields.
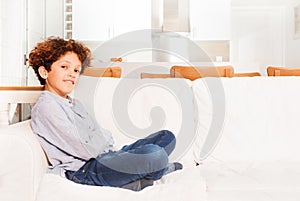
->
xmin=142 ymin=144 xmax=168 ymax=168
xmin=142 ymin=144 xmax=165 ymax=155
xmin=161 ymin=130 xmax=175 ymax=141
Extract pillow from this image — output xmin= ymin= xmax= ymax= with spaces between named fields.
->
xmin=74 ymin=76 xmax=196 ymax=164
xmin=193 ymin=77 xmax=300 ymax=163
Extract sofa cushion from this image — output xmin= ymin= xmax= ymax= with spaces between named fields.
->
xmin=201 ymin=161 xmax=300 ymax=201
xmin=36 ymin=167 xmax=206 ymax=201
xmin=193 ymin=77 xmax=300 ymax=162
xmin=74 ymin=77 xmax=197 ymax=165
xmin=192 ymin=76 xmax=300 ymax=200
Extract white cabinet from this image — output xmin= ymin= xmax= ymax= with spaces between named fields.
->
xmin=0 ymin=0 xmax=64 ymax=86
xmin=72 ymin=0 xmax=151 ymax=41
xmin=73 ymin=0 xmax=111 ymax=41
xmin=0 ymin=0 xmax=27 ymax=86
xmin=189 ymin=0 xmax=231 ymax=40
xmin=27 ymin=0 xmax=64 ymax=86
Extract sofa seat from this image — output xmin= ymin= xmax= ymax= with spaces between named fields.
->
xmin=0 ymin=120 xmax=206 ymax=201
xmin=200 ymin=161 xmax=300 ymax=189
xmin=206 ymin=190 xmax=300 ymax=201
xmin=37 ymin=167 xmax=206 ymax=201
xmin=199 ymin=158 xmax=300 ymax=201
xmin=202 ymin=162 xmax=300 ymax=201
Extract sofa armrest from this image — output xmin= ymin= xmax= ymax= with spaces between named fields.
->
xmin=0 ymin=121 xmax=48 ymax=201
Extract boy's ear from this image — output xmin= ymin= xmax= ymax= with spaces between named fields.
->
xmin=38 ymin=66 xmax=48 ymax=79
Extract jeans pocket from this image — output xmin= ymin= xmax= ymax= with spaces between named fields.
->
xmin=66 ymin=159 xmax=97 ymax=185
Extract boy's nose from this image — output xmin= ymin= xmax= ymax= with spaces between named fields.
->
xmin=68 ymin=70 xmax=76 ymax=78
xmin=68 ymin=68 xmax=76 ymax=77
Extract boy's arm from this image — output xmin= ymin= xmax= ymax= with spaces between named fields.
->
xmin=31 ymin=100 xmax=99 ymax=161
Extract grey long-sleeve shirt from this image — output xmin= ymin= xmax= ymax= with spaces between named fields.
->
xmin=31 ymin=91 xmax=114 ymax=176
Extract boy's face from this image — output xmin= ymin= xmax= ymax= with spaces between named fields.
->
xmin=41 ymin=51 xmax=82 ymax=98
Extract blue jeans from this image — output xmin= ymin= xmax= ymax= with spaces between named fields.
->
xmin=65 ymin=130 xmax=176 ymax=187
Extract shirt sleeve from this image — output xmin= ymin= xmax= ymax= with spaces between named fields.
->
xmin=32 ymin=99 xmax=98 ymax=161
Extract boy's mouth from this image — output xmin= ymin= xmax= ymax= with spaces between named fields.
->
xmin=64 ymin=80 xmax=75 ymax=85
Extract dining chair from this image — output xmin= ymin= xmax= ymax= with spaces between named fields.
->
xmin=267 ymin=66 xmax=300 ymax=76
xmin=170 ymin=65 xmax=234 ymax=81
xmin=140 ymin=73 xmax=171 ymax=79
xmin=82 ymin=67 xmax=122 ymax=78
xmin=234 ymin=72 xmax=261 ymax=77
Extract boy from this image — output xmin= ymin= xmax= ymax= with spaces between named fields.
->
xmin=29 ymin=37 xmax=182 ymax=191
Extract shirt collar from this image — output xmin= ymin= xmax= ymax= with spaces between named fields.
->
xmin=42 ymin=91 xmax=73 ymax=106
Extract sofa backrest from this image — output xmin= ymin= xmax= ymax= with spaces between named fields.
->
xmin=0 ymin=120 xmax=48 ymax=201
xmin=193 ymin=77 xmax=300 ymax=163
xmin=74 ymin=76 xmax=196 ymax=163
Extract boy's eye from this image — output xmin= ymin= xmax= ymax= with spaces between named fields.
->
xmin=61 ymin=65 xmax=67 ymax=69
xmin=74 ymin=69 xmax=80 ymax=73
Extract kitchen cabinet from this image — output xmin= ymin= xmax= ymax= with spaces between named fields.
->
xmin=189 ymin=0 xmax=231 ymax=40
xmin=72 ymin=0 xmax=151 ymax=41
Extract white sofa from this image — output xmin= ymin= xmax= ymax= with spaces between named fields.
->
xmin=1 ymin=76 xmax=300 ymax=201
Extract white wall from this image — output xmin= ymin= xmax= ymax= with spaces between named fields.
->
xmin=230 ymin=5 xmax=285 ymax=74
xmin=285 ymin=0 xmax=300 ymax=67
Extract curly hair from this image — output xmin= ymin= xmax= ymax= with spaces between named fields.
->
xmin=29 ymin=36 xmax=91 ymax=85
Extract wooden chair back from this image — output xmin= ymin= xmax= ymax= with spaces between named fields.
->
xmin=170 ymin=65 xmax=234 ymax=81
xmin=267 ymin=66 xmax=300 ymax=76
xmin=82 ymin=67 xmax=122 ymax=78
xmin=234 ymin=72 xmax=261 ymax=77
xmin=140 ymin=73 xmax=171 ymax=79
